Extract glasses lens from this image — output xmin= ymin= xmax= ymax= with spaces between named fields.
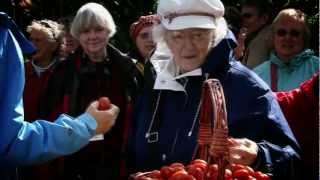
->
xmin=276 ymin=29 xmax=301 ymax=38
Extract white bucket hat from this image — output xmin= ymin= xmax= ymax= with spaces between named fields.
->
xmin=157 ymin=0 xmax=225 ymax=30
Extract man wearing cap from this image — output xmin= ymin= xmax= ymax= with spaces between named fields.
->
xmin=0 ymin=12 xmax=119 ymax=180
xmin=127 ymin=0 xmax=300 ymax=179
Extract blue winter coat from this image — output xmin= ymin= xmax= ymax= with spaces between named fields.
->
xmin=0 ymin=12 xmax=97 ymax=180
xmin=128 ymin=31 xmax=301 ymax=179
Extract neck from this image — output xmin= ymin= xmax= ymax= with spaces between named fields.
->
xmin=33 ymin=55 xmax=54 ymax=68
xmin=88 ymin=49 xmax=107 ymax=62
xmin=278 ymin=54 xmax=294 ymax=64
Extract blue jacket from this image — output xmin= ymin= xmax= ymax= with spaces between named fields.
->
xmin=253 ymin=49 xmax=319 ymax=91
xmin=128 ymin=32 xmax=301 ymax=179
xmin=0 ymin=12 xmax=97 ymax=179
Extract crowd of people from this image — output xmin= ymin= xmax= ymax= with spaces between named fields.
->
xmin=0 ymin=0 xmax=318 ymax=180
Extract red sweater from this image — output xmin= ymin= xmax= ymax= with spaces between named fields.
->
xmin=276 ymin=73 xmax=319 ymax=179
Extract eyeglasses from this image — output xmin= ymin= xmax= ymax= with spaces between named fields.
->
xmin=241 ymin=13 xmax=254 ymax=19
xmin=167 ymin=30 xmax=212 ymax=44
xmin=275 ymin=28 xmax=302 ymax=38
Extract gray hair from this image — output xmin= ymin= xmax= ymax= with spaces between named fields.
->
xmin=70 ymin=2 xmax=116 ymax=39
xmin=27 ymin=19 xmax=64 ymax=42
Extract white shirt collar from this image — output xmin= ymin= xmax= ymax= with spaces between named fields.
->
xmin=152 ymin=58 xmax=202 ymax=92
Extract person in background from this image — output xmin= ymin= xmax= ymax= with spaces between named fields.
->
xmin=238 ymin=0 xmax=273 ymax=68
xmin=128 ymin=14 xmax=160 ymax=75
xmin=276 ymin=73 xmax=319 ymax=180
xmin=23 ymin=19 xmax=65 ymax=122
xmin=127 ymin=0 xmax=300 ymax=179
xmin=58 ymin=15 xmax=79 ymax=61
xmin=58 ymin=3 xmax=142 ymax=180
xmin=0 ymin=12 xmax=119 ymax=180
xmin=253 ymin=8 xmax=319 ymax=91
xmin=21 ymin=19 xmax=67 ymax=180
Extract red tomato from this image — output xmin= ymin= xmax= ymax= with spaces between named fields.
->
xmin=169 ymin=170 xmax=195 ymax=180
xmin=230 ymin=163 xmax=246 ymax=172
xmin=191 ymin=159 xmax=207 ymax=166
xmin=161 ymin=166 xmax=175 ymax=179
xmin=206 ymin=164 xmax=218 ymax=180
xmin=252 ymin=171 xmax=270 ymax=180
xmin=233 ymin=169 xmax=250 ymax=179
xmin=192 ymin=163 xmax=206 ymax=172
xmin=170 ymin=162 xmax=185 ymax=169
xmin=224 ymin=169 xmax=233 ymax=180
xmin=98 ymin=97 xmax=111 ymax=110
xmin=187 ymin=165 xmax=204 ymax=180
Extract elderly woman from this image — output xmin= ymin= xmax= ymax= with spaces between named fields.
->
xmin=24 ymin=19 xmax=64 ymax=122
xmin=57 ymin=2 xmax=142 ymax=180
xmin=128 ymin=14 xmax=160 ymax=75
xmin=22 ymin=19 xmax=67 ymax=180
xmin=254 ymin=8 xmax=319 ymax=91
xmin=128 ymin=0 xmax=300 ymax=179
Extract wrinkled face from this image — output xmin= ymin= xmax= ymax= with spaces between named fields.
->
xmin=241 ymin=6 xmax=267 ymax=34
xmin=79 ymin=26 xmax=109 ymax=57
xmin=136 ymin=26 xmax=155 ymax=60
xmin=165 ymin=28 xmax=214 ymax=73
xmin=29 ymin=29 xmax=57 ymax=62
xmin=273 ymin=17 xmax=304 ymax=62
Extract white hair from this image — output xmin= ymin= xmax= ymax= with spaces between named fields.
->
xmin=71 ymin=2 xmax=116 ymax=39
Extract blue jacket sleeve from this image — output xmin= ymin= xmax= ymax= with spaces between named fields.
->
xmin=0 ymin=27 xmax=97 ymax=166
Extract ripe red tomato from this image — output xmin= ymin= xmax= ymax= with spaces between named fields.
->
xmin=206 ymin=164 xmax=218 ymax=180
xmin=170 ymin=162 xmax=185 ymax=169
xmin=98 ymin=97 xmax=111 ymax=110
xmin=233 ymin=169 xmax=250 ymax=179
xmin=252 ymin=171 xmax=270 ymax=180
xmin=224 ymin=169 xmax=233 ymax=180
xmin=161 ymin=166 xmax=174 ymax=179
xmin=169 ymin=170 xmax=194 ymax=180
xmin=191 ymin=159 xmax=207 ymax=166
xmin=187 ymin=165 xmax=204 ymax=180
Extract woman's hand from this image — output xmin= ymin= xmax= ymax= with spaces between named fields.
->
xmin=227 ymin=138 xmax=258 ymax=166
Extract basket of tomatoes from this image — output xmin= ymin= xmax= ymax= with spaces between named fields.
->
xmin=131 ymin=159 xmax=270 ymax=180
xmin=131 ymin=80 xmax=269 ymax=180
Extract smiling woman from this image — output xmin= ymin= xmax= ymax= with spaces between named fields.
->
xmin=58 ymin=2 xmax=143 ymax=180
xmin=253 ymin=8 xmax=319 ymax=91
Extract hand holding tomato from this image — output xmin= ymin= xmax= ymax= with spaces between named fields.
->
xmin=86 ymin=98 xmax=119 ymax=134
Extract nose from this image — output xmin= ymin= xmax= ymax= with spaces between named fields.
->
xmin=87 ymin=30 xmax=97 ymax=39
xmin=182 ymin=36 xmax=196 ymax=50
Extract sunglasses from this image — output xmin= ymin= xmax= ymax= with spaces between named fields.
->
xmin=276 ymin=28 xmax=302 ymax=38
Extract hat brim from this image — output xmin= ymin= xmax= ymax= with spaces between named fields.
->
xmin=162 ymin=15 xmax=216 ymax=30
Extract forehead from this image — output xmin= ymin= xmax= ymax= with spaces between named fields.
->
xmin=139 ymin=26 xmax=153 ymax=34
xmin=241 ymin=5 xmax=259 ymax=14
xmin=30 ymin=29 xmax=48 ymax=39
xmin=274 ymin=17 xmax=303 ymax=28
